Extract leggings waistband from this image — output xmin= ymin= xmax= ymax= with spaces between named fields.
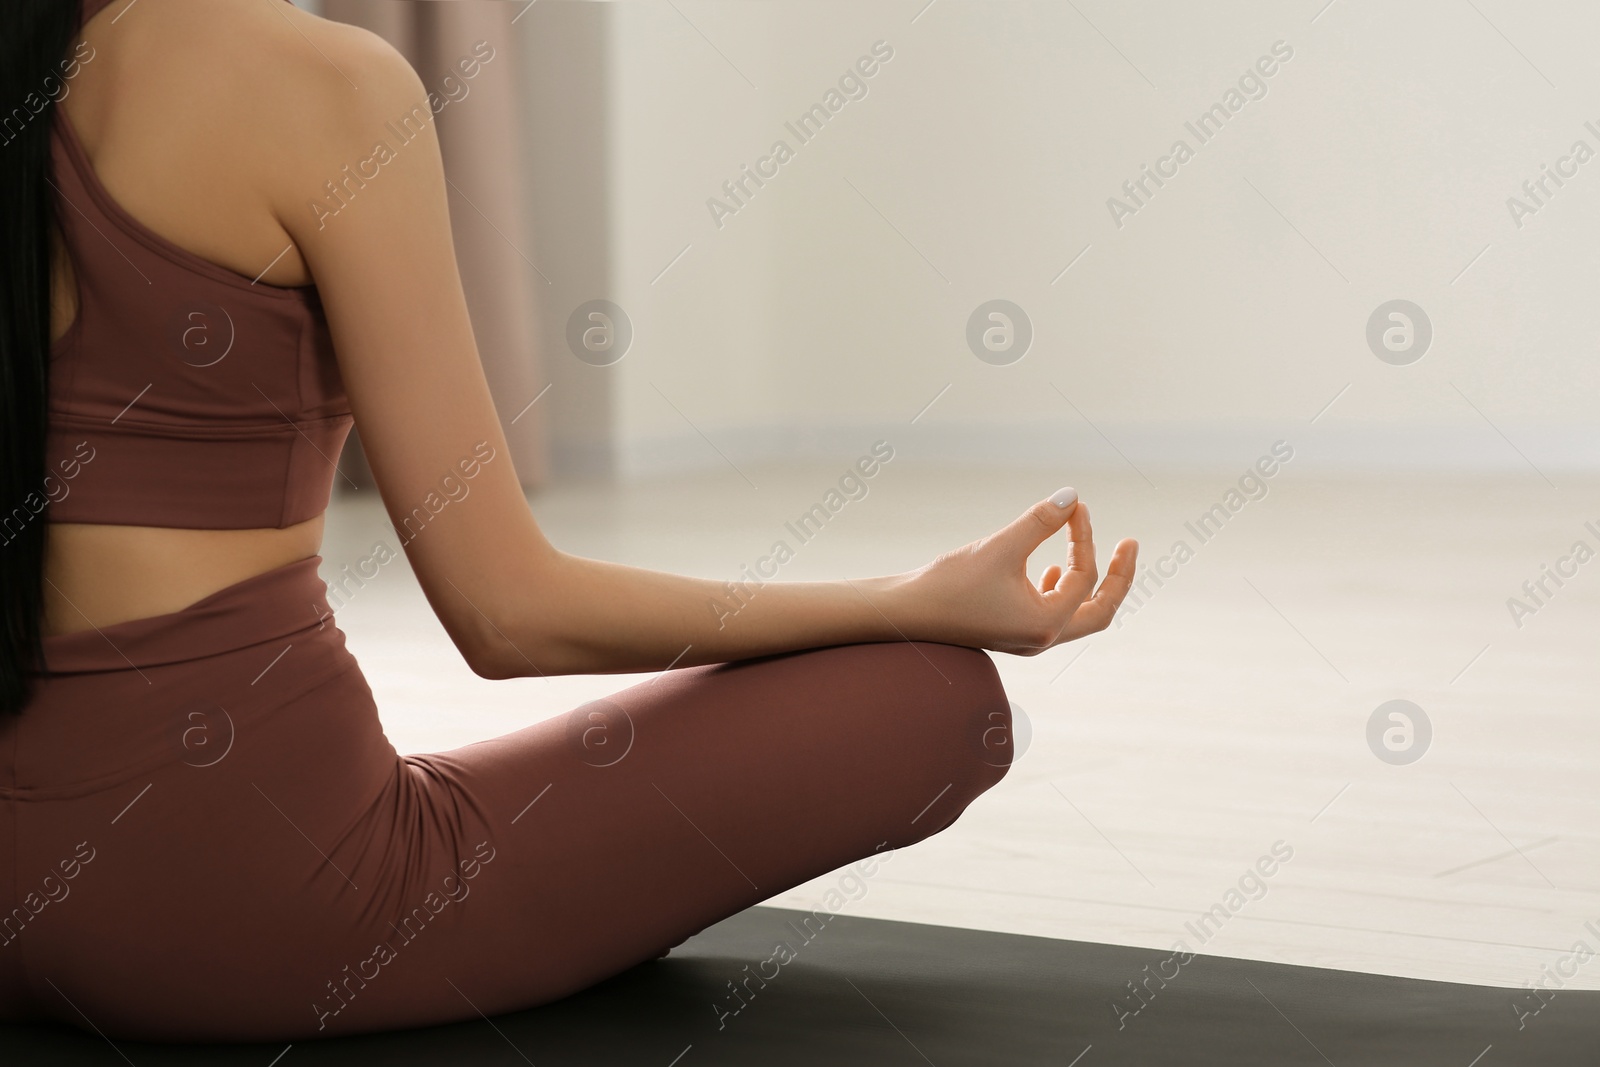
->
xmin=10 ymin=554 xmax=364 ymax=798
xmin=35 ymin=555 xmax=333 ymax=675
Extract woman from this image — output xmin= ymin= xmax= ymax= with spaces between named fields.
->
xmin=0 ymin=0 xmax=1137 ymax=1042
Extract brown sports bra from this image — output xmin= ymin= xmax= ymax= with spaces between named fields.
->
xmin=46 ymin=0 xmax=353 ymax=530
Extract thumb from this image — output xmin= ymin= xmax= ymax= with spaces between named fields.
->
xmin=990 ymin=487 xmax=1078 ymax=558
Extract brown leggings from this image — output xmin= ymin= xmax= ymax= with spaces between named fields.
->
xmin=0 ymin=555 xmax=1013 ymax=1042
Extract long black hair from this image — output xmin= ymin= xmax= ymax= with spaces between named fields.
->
xmin=2 ymin=1 xmax=82 ymax=714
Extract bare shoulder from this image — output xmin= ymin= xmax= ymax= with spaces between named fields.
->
xmin=74 ymin=1 xmax=432 ymax=241
xmin=86 ymin=0 xmax=421 ymax=119
xmin=207 ymin=2 xmax=430 ymax=166
xmin=232 ymin=1 xmax=428 ymax=131
xmin=90 ymin=0 xmax=431 ymax=216
xmin=233 ymin=3 xmax=442 ymax=238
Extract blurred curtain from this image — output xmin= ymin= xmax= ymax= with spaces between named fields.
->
xmin=322 ymin=0 xmax=547 ymax=489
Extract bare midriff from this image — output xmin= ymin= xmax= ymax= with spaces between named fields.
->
xmin=42 ymin=518 xmax=325 ymax=637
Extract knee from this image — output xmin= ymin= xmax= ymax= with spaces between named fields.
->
xmin=897 ymin=642 xmax=1014 ymax=816
xmin=928 ymin=642 xmax=1014 ymax=777
xmin=841 ymin=642 xmax=1014 ymax=851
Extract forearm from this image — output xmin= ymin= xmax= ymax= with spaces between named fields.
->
xmin=485 ymin=550 xmax=927 ymax=678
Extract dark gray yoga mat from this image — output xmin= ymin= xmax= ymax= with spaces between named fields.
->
xmin=4 ymin=905 xmax=1596 ymax=1064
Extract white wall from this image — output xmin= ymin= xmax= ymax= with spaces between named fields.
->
xmin=579 ymin=0 xmax=1600 ymax=477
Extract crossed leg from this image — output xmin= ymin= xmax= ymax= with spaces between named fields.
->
xmin=17 ymin=637 xmax=1013 ymax=1041
xmin=376 ymin=639 xmax=1016 ymax=1033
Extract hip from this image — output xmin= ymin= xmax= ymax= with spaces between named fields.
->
xmin=6 ymin=552 xmax=392 ymax=802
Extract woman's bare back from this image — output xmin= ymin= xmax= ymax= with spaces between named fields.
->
xmin=44 ymin=0 xmax=367 ymax=637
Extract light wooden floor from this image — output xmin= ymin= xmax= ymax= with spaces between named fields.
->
xmin=320 ymin=461 xmax=1600 ymax=990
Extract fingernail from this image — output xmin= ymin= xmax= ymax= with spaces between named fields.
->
xmin=1050 ymin=487 xmax=1077 ymax=508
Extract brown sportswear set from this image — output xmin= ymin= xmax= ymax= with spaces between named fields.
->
xmin=0 ymin=0 xmax=1013 ymax=1041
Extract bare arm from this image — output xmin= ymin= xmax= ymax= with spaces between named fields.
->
xmin=466 ymin=494 xmax=1135 ymax=679
xmin=267 ymin=19 xmax=1137 ymax=680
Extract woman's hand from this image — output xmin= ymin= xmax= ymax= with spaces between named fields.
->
xmin=897 ymin=488 xmax=1138 ymax=656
